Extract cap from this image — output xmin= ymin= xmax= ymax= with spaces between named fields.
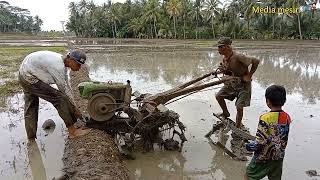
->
xmin=68 ymin=50 xmax=86 ymax=64
xmin=215 ymin=37 xmax=232 ymax=46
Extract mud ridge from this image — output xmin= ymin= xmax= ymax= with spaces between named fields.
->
xmin=59 ymin=65 xmax=131 ymax=180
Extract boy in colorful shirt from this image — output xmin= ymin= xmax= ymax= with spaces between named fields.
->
xmin=246 ymin=85 xmax=291 ymax=180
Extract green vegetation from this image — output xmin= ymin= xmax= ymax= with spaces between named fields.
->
xmin=0 ymin=46 xmax=66 ymax=107
xmin=0 ymin=32 xmax=65 ymax=40
xmin=66 ymin=0 xmax=320 ymax=40
xmin=0 ymin=1 xmax=43 ymax=34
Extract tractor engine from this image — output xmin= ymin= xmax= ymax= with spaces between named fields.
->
xmin=78 ymin=81 xmax=132 ymax=121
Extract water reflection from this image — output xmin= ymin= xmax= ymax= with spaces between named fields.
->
xmin=126 ymin=134 xmax=246 ymax=180
xmin=89 ymin=51 xmax=218 ymax=87
xmin=129 ymin=151 xmax=187 ymax=180
xmin=249 ymin=49 xmax=320 ymax=104
xmin=27 ymin=141 xmax=47 ymax=180
xmin=0 ymin=94 xmax=65 ymax=180
xmin=88 ymin=47 xmax=318 ymax=180
xmin=88 ymin=48 xmax=320 ymax=103
xmin=205 ymin=130 xmax=247 ymax=180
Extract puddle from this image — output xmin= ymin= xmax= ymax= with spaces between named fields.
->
xmin=0 ymin=41 xmax=319 ymax=179
xmin=0 ymin=94 xmax=66 ymax=180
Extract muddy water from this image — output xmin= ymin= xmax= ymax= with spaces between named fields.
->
xmin=88 ymin=48 xmax=320 ymax=180
xmin=0 ymin=94 xmax=66 ymax=179
xmin=0 ymin=43 xmax=319 ymax=180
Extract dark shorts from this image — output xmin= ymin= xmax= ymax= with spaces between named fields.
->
xmin=216 ymin=81 xmax=251 ymax=107
xmin=246 ymin=159 xmax=283 ymax=180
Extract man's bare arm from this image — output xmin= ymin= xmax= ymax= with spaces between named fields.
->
xmin=243 ymin=58 xmax=260 ymax=82
xmin=249 ymin=58 xmax=260 ymax=76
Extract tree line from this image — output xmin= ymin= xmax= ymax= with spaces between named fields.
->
xmin=0 ymin=1 xmax=43 ymax=34
xmin=66 ymin=0 xmax=320 ymax=39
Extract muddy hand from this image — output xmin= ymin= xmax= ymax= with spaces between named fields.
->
xmin=68 ymin=125 xmax=91 ymax=139
xmin=74 ymin=109 xmax=82 ymax=119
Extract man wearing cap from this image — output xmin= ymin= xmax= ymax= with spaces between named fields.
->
xmin=215 ymin=37 xmax=260 ymax=128
xmin=18 ymin=50 xmax=90 ymax=140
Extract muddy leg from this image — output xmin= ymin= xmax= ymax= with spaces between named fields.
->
xmin=24 ymin=92 xmax=39 ymax=139
xmin=216 ymin=95 xmax=230 ymax=118
xmin=21 ymin=76 xmax=90 ymax=139
xmin=236 ymin=106 xmax=244 ymax=128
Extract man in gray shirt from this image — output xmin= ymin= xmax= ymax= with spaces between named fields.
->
xmin=19 ymin=50 xmax=90 ymax=140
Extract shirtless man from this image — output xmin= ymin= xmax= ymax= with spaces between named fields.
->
xmin=215 ymin=37 xmax=260 ymax=128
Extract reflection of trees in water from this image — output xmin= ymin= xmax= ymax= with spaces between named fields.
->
xmin=88 ymin=49 xmax=319 ymax=103
xmin=89 ymin=51 xmax=218 ymax=86
xmin=27 ymin=141 xmax=47 ymax=180
xmin=249 ymin=49 xmax=320 ymax=104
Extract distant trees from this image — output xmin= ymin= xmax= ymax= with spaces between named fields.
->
xmin=66 ymin=0 xmax=320 ymax=39
xmin=0 ymin=1 xmax=43 ymax=33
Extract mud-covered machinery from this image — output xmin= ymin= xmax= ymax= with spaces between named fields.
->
xmin=78 ymin=81 xmax=132 ymax=121
xmin=77 ymin=71 xmax=240 ymax=153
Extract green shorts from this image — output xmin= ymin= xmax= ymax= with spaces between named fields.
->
xmin=246 ymin=159 xmax=283 ymax=180
xmin=216 ymin=81 xmax=251 ymax=107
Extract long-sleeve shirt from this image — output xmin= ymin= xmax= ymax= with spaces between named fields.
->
xmin=246 ymin=110 xmax=291 ymax=161
xmin=19 ymin=51 xmax=75 ymax=105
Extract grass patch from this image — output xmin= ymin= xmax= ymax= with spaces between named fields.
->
xmin=0 ymin=32 xmax=38 ymax=40
xmin=194 ymin=41 xmax=214 ymax=47
xmin=0 ymin=45 xmax=66 ymax=107
xmin=0 ymin=32 xmax=63 ymax=40
xmin=0 ymin=80 xmax=20 ymax=94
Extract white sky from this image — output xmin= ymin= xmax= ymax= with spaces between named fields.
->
xmin=8 ymin=0 xmax=125 ymax=31
xmin=8 ymin=0 xmax=230 ymax=31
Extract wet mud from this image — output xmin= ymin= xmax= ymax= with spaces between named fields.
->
xmin=0 ymin=39 xmax=319 ymax=180
xmin=60 ymin=130 xmax=131 ymax=180
xmin=61 ymin=64 xmax=131 ymax=180
xmin=83 ymin=45 xmax=320 ymax=180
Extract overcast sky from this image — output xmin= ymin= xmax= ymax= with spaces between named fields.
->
xmin=8 ymin=0 xmax=125 ymax=31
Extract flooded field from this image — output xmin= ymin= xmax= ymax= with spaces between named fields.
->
xmin=0 ymin=40 xmax=319 ymax=180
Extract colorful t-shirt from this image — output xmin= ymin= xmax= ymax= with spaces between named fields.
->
xmin=246 ymin=110 xmax=291 ymax=161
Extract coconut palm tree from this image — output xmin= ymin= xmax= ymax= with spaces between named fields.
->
xmin=67 ymin=2 xmax=81 ymax=36
xmin=107 ymin=4 xmax=121 ymax=38
xmin=143 ymin=0 xmax=160 ymax=38
xmin=287 ymin=0 xmax=305 ymax=39
xmin=240 ymin=0 xmax=256 ymax=31
xmin=254 ymin=13 xmax=273 ymax=38
xmin=227 ymin=0 xmax=241 ymax=39
xmin=202 ymin=0 xmax=221 ymax=38
xmin=129 ymin=17 xmax=146 ymax=37
xmin=33 ymin=15 xmax=43 ymax=33
xmin=191 ymin=0 xmax=202 ymax=39
xmin=166 ymin=0 xmax=182 ymax=38
xmin=180 ymin=0 xmax=192 ymax=39
xmin=218 ymin=5 xmax=228 ymax=33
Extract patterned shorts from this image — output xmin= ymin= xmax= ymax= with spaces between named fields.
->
xmin=216 ymin=81 xmax=251 ymax=107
